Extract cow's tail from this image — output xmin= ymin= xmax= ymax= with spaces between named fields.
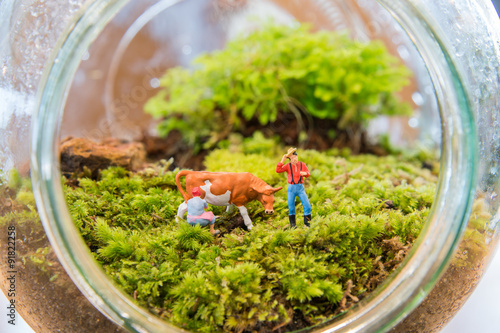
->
xmin=175 ymin=170 xmax=190 ymax=201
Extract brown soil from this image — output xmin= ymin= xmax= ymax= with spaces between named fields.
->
xmin=240 ymin=112 xmax=388 ymax=155
xmin=139 ymin=114 xmax=388 ymax=171
xmin=140 ymin=130 xmax=210 ymax=171
xmin=391 ymin=259 xmax=487 ymax=333
xmin=0 ymin=185 xmax=126 ymax=333
xmin=0 ymin=252 xmax=126 ymax=333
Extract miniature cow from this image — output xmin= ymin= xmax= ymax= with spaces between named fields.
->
xmin=175 ymin=170 xmax=282 ymax=230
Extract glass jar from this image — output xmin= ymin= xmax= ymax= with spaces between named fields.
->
xmin=1 ymin=0 xmax=500 ymax=332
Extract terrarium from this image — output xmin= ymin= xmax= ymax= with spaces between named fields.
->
xmin=1 ymin=0 xmax=500 ymax=332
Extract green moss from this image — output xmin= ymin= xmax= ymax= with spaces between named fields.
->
xmin=16 ymin=191 xmax=36 ymax=207
xmin=203 ymin=149 xmax=281 ymax=185
xmin=144 ymin=23 xmax=412 ymax=151
xmin=0 ymin=151 xmax=490 ymax=332
xmin=8 ymin=169 xmax=22 ymax=190
xmin=61 ymin=145 xmax=442 ymax=332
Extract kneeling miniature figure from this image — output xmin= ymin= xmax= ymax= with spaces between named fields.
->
xmin=185 ymin=187 xmax=220 ymax=236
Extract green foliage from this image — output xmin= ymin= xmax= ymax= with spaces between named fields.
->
xmin=0 ymin=160 xmax=491 ymax=332
xmin=144 ymin=23 xmax=412 ymax=150
xmin=8 ymin=169 xmax=23 ymax=191
xmin=203 ymin=148 xmax=282 ymax=185
xmin=452 ymin=198 xmax=490 ymax=268
xmin=217 ymin=131 xmax=287 ymax=160
xmin=276 ymin=252 xmax=343 ymax=305
xmin=64 ymin=162 xmax=183 ymax=247
xmin=170 ymin=262 xmax=284 ymax=332
xmin=62 ymin=144 xmax=443 ymax=332
xmin=16 ymin=191 xmax=36 ymax=207
xmin=176 ymin=223 xmax=214 ymax=251
xmin=29 ymin=247 xmax=54 ymax=272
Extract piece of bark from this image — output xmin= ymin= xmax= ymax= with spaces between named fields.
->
xmin=60 ymin=137 xmax=146 ymax=178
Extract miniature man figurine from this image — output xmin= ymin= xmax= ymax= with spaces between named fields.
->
xmin=186 ymin=187 xmax=220 ymax=235
xmin=276 ymin=148 xmax=312 ymax=228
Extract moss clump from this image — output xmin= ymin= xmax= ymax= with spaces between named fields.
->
xmin=144 ymin=23 xmax=412 ymax=152
xmin=64 ymin=145 xmax=438 ymax=332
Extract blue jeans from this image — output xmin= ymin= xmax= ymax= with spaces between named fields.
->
xmin=288 ymin=184 xmax=311 ymax=216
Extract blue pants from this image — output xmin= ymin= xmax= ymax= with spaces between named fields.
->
xmin=288 ymin=184 xmax=311 ymax=216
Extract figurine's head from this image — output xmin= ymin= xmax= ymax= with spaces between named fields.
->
xmin=192 ymin=187 xmax=201 ymax=197
xmin=288 ymin=151 xmax=299 ymax=164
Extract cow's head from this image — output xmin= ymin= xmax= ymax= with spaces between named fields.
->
xmin=258 ymin=186 xmax=283 ymax=214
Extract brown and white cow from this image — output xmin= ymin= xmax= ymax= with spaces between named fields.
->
xmin=175 ymin=170 xmax=282 ymax=230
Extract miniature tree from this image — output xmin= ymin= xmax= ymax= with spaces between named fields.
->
xmin=145 ymin=23 xmax=412 ymax=152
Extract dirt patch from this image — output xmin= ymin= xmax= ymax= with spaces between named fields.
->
xmin=391 ymin=259 xmax=487 ymax=333
xmin=139 ymin=115 xmax=389 ymax=171
xmin=0 ymin=203 xmax=126 ymax=333
xmin=0 ymin=258 xmax=126 ymax=333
